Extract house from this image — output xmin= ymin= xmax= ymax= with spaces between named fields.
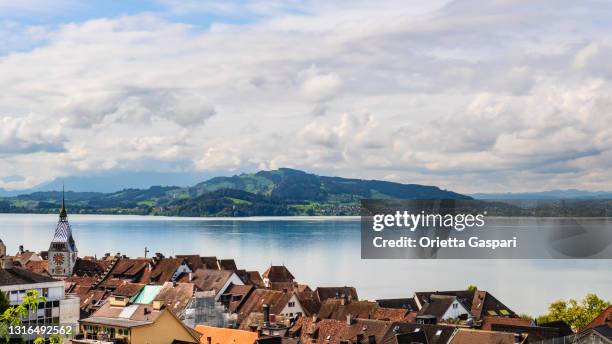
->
xmin=14 ymin=245 xmax=44 ymax=266
xmin=447 ymin=328 xmax=520 ymax=344
xmin=186 ymin=268 xmax=245 ymax=301
xmin=569 ymin=305 xmax=612 ymax=343
xmin=416 ymin=295 xmax=472 ymax=323
xmin=236 ymin=289 xmax=308 ymax=322
xmin=175 ymin=255 xmax=239 ymax=272
xmin=243 ymin=271 xmax=265 ymax=287
xmin=318 ymin=299 xmax=412 ymax=322
xmin=290 ymin=316 xmax=450 ymax=344
xmin=77 ymin=296 xmax=200 ymax=344
xmin=414 ymin=289 xmax=515 ymax=321
xmin=388 ymin=322 xmax=457 ymax=344
xmin=376 ymin=298 xmax=418 ymax=312
xmin=220 ymin=284 xmax=256 ymax=314
xmin=0 ymin=265 xmax=80 ymax=329
xmin=26 ymin=260 xmax=49 ymax=275
xmin=262 ymin=266 xmax=294 ymax=289
xmin=573 ymin=326 xmax=612 ymax=343
xmin=314 ymin=286 xmax=358 ymax=303
xmin=195 ymin=325 xmax=258 ymax=344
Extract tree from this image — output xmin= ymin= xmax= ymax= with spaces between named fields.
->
xmin=0 ymin=289 xmax=48 ymax=343
xmin=0 ymin=292 xmax=9 ymax=314
xmin=467 ymin=285 xmax=478 ymax=292
xmin=537 ymin=293 xmax=610 ymax=331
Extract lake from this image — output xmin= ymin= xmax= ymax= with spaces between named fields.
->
xmin=1 ymin=213 xmax=611 ymax=316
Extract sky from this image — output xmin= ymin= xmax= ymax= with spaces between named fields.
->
xmin=1 ymin=0 xmax=612 ymax=193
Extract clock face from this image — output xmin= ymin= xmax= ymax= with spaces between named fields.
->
xmin=53 ymin=253 xmax=65 ymax=265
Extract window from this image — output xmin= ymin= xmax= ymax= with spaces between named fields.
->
xmin=288 ymin=302 xmax=295 ymax=307
xmin=452 ymin=303 xmax=458 ymax=309
xmin=42 ymin=288 xmax=49 ymax=297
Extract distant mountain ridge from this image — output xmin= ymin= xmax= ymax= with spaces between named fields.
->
xmin=471 ymin=189 xmax=612 ymax=200
xmin=0 ymin=168 xmax=468 ymax=216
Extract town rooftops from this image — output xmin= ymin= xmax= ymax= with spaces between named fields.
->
xmin=112 ymin=282 xmax=146 ymax=298
xmin=414 ymin=289 xmax=515 ymax=319
xmin=376 ymin=298 xmax=418 ymax=312
xmin=237 ymin=288 xmax=294 ymax=320
xmin=154 ymin=282 xmax=195 ymax=314
xmin=389 ymin=323 xmax=457 ymax=344
xmin=262 ymin=265 xmax=295 ymax=283
xmin=188 ymin=268 xmax=234 ymax=293
xmin=314 ymin=286 xmax=358 ymax=302
xmin=416 ymin=295 xmax=458 ymax=320
xmin=82 ymin=301 xmax=164 ymax=327
xmin=25 ymin=260 xmax=49 ymax=275
xmin=0 ymin=267 xmax=58 ymax=286
xmin=448 ymin=328 xmax=518 ymax=344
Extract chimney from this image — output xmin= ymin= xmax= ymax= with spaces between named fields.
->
xmin=206 ymin=337 xmax=211 ymax=344
xmin=283 ymin=288 xmax=288 ymax=294
xmin=263 ymin=304 xmax=270 ymax=328
xmin=347 ymin=314 xmax=353 ymax=325
xmin=18 ymin=245 xmax=24 ymax=254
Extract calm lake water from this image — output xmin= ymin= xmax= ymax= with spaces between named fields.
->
xmin=1 ymin=213 xmax=611 ymax=316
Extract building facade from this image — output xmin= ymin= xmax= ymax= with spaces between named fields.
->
xmin=0 ymin=266 xmax=80 ymax=327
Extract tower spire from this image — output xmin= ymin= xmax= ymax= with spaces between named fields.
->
xmin=60 ymin=183 xmax=67 ymax=221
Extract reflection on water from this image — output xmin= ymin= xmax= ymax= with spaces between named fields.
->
xmin=1 ymin=213 xmax=611 ymax=316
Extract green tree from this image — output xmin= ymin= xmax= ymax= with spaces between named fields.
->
xmin=467 ymin=284 xmax=478 ymax=292
xmin=0 ymin=289 xmax=47 ymax=343
xmin=537 ymin=293 xmax=610 ymax=330
xmin=0 ymin=292 xmax=9 ymax=314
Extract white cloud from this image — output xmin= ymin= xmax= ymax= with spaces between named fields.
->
xmin=299 ymin=66 xmax=342 ymax=103
xmin=2 ymin=1 xmax=612 ymax=192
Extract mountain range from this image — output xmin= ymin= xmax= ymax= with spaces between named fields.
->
xmin=0 ymin=168 xmax=468 ymax=216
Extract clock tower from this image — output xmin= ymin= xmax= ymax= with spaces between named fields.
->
xmin=48 ymin=187 xmax=78 ymax=278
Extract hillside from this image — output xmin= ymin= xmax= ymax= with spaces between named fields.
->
xmin=0 ymin=168 xmax=469 ymax=216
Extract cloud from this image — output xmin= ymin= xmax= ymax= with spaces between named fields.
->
xmin=2 ymin=1 xmax=612 ymax=192
xmin=299 ymin=66 xmax=342 ymax=102
xmin=0 ymin=115 xmax=66 ymax=154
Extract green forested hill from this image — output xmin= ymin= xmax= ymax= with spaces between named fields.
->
xmin=0 ymin=168 xmax=469 ymax=216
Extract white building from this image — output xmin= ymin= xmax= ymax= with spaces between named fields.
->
xmin=0 ymin=265 xmax=80 ymax=328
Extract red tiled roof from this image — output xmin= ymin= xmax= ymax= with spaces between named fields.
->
xmin=190 ymin=269 xmax=234 ymax=293
xmin=237 ymin=289 xmax=293 ymax=321
xmin=449 ymin=329 xmax=516 ymax=344
xmin=25 ymin=260 xmax=49 ymax=275
xmin=262 ymin=266 xmax=295 ymax=283
xmin=481 ymin=317 xmax=533 ymax=331
xmin=315 ymin=287 xmax=358 ymax=302
xmin=154 ymin=282 xmax=195 ymax=315
xmin=113 ymin=282 xmax=145 ymax=297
